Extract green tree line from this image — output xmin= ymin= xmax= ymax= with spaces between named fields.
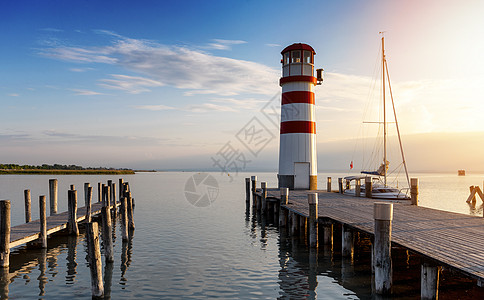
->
xmin=0 ymin=163 xmax=131 ymax=171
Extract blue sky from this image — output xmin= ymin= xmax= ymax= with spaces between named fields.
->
xmin=1 ymin=0 xmax=484 ymax=172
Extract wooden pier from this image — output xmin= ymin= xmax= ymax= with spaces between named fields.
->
xmin=249 ymin=177 xmax=484 ymax=297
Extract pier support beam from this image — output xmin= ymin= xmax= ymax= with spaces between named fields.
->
xmin=300 ymin=216 xmax=307 ymax=238
xmin=323 ymin=223 xmax=333 ymax=246
xmin=67 ymin=190 xmax=79 ymax=236
xmin=421 ymin=263 xmax=441 ymax=300
xmin=49 ymin=179 xmax=58 ymax=215
xmin=308 ymin=193 xmax=318 ymax=248
xmin=245 ymin=178 xmax=250 ymax=204
xmin=365 ymin=177 xmax=372 ymax=198
xmin=327 ymin=177 xmax=332 ymax=192
xmin=0 ymin=200 xmax=11 ymax=268
xmin=279 ymin=188 xmax=288 ymax=227
xmin=373 ymin=202 xmax=393 ymax=294
xmin=24 ymin=189 xmax=31 ymax=223
xmin=261 ymin=182 xmax=267 ymax=215
xmin=342 ymin=225 xmax=353 ymax=258
xmin=411 ymin=178 xmax=419 ymax=206
xmin=290 ymin=212 xmax=298 ymax=236
xmin=85 ymin=186 xmax=93 ymax=223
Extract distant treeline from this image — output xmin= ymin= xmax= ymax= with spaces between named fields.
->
xmin=0 ymin=164 xmax=135 ymax=175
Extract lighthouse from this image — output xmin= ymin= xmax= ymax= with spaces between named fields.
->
xmin=278 ymin=43 xmax=319 ymax=190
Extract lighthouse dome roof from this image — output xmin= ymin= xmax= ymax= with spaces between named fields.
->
xmin=281 ymin=43 xmax=315 ymax=55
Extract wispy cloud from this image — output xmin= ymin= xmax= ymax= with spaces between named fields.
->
xmin=70 ymin=89 xmax=103 ymax=96
xmin=8 ymin=93 xmax=19 ymax=97
xmin=204 ymin=39 xmax=247 ymax=50
xmin=134 ymin=104 xmax=175 ymax=111
xmin=188 ymin=103 xmax=237 ymax=113
xmin=39 ymin=28 xmax=63 ymax=32
xmin=40 ymin=32 xmax=279 ymax=96
xmin=98 ymin=74 xmax=164 ymax=94
xmin=69 ymin=67 xmax=94 ymax=72
xmin=266 ymin=43 xmax=281 ymax=47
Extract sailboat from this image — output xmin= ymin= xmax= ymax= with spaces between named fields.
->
xmin=344 ymin=34 xmax=410 ymax=200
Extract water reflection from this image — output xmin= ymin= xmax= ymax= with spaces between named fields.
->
xmin=37 ymin=249 xmax=47 ymax=296
xmin=66 ymin=236 xmax=78 ymax=283
xmin=0 ymin=267 xmax=9 ymax=299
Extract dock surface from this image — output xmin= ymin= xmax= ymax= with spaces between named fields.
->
xmin=9 ymin=201 xmax=118 ymax=249
xmin=263 ymin=188 xmax=484 ymax=281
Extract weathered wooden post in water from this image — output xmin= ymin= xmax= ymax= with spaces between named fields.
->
xmin=126 ymin=191 xmax=135 ymax=231
xmin=338 ymin=178 xmax=343 ymax=194
xmin=120 ymin=197 xmax=128 ymax=241
xmin=67 ymin=190 xmax=79 ymax=236
xmin=49 ymin=179 xmax=58 ymax=215
xmin=24 ymin=189 xmax=31 ymax=223
xmin=421 ymin=263 xmax=441 ymax=300
xmin=39 ymin=196 xmax=47 ymax=248
xmin=98 ymin=182 xmax=102 ymax=203
xmin=327 ymin=177 xmax=331 ymax=192
xmin=411 ymin=178 xmax=419 ymax=206
xmin=85 ymin=222 xmax=104 ymax=298
xmin=245 ymin=178 xmax=250 ymax=204
xmin=86 ymin=186 xmax=93 ymax=223
xmin=365 ymin=177 xmax=372 ymax=198
xmin=251 ymin=176 xmax=257 ymax=208
xmin=111 ymin=183 xmax=117 ymax=219
xmin=261 ymin=182 xmax=267 ymax=215
xmin=0 ymin=200 xmax=11 ymax=268
xmin=342 ymin=224 xmax=353 ymax=258
xmin=101 ymin=206 xmax=114 ymax=262
xmin=308 ymin=193 xmax=318 ymax=248
xmin=279 ymin=188 xmax=289 ymax=227
xmin=373 ymin=202 xmax=393 ymax=294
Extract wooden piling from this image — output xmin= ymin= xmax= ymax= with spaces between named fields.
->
xmin=97 ymin=182 xmax=101 ymax=203
xmin=85 ymin=222 xmax=104 ymax=298
xmin=421 ymin=263 xmax=441 ymax=300
xmin=67 ymin=190 xmax=79 ymax=236
xmin=251 ymin=176 xmax=257 ymax=208
xmin=119 ymin=179 xmax=124 ymax=203
xmin=111 ymin=183 xmax=117 ymax=219
xmin=373 ymin=202 xmax=393 ymax=294
xmin=261 ymin=182 xmax=267 ymax=214
xmin=355 ymin=179 xmax=361 ymax=197
xmin=365 ymin=177 xmax=372 ymax=198
xmin=327 ymin=177 xmax=331 ymax=192
xmin=120 ymin=197 xmax=128 ymax=241
xmin=101 ymin=206 xmax=114 ymax=262
xmin=24 ymin=189 xmax=31 ymax=223
xmin=338 ymin=178 xmax=343 ymax=194
xmin=39 ymin=195 xmax=47 ymax=248
xmin=127 ymin=192 xmax=135 ymax=230
xmin=323 ymin=223 xmax=333 ymax=245
xmin=299 ymin=216 xmax=307 ymax=238
xmin=411 ymin=178 xmax=419 ymax=206
xmin=308 ymin=193 xmax=318 ymax=248
xmin=342 ymin=224 xmax=353 ymax=258
xmin=101 ymin=184 xmax=107 ymax=207
xmin=49 ymin=179 xmax=58 ymax=215
xmin=0 ymin=200 xmax=11 ymax=268
xmin=279 ymin=188 xmax=289 ymax=227
xmin=70 ymin=184 xmax=75 ymax=190
xmin=245 ymin=178 xmax=250 ymax=204
xmin=86 ymin=186 xmax=93 ymax=223
xmin=291 ymin=212 xmax=298 ymax=236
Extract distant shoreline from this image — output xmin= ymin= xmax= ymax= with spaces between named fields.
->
xmin=0 ymin=169 xmax=135 ymax=175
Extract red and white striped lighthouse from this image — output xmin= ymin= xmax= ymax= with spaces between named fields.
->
xmin=278 ymin=43 xmax=318 ymax=190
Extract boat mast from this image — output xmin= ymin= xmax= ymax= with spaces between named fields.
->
xmin=381 ymin=35 xmax=387 ymax=186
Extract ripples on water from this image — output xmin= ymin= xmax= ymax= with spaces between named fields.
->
xmin=0 ymin=172 xmax=483 ymax=298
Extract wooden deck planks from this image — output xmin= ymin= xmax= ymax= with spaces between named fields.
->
xmin=9 ymin=201 xmax=119 ymax=249
xmin=260 ymin=188 xmax=484 ymax=280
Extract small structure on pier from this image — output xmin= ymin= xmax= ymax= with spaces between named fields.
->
xmin=278 ymin=43 xmax=321 ymax=190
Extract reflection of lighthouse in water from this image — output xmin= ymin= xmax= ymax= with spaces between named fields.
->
xmin=278 ymin=43 xmax=319 ymax=190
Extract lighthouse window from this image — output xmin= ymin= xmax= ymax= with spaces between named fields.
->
xmin=284 ymin=52 xmax=290 ymax=65
xmin=303 ymin=50 xmax=313 ymax=64
xmin=291 ymin=50 xmax=301 ymax=63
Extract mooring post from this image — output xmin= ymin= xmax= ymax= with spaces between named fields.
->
xmin=67 ymin=190 xmax=79 ymax=236
xmin=327 ymin=177 xmax=331 ymax=192
xmin=338 ymin=178 xmax=343 ymax=194
xmin=245 ymin=178 xmax=250 ymax=204
xmin=101 ymin=184 xmax=107 ymax=207
xmin=355 ymin=179 xmax=361 ymax=197
xmin=411 ymin=178 xmax=419 ymax=206
xmin=101 ymin=206 xmax=114 ymax=262
xmin=120 ymin=197 xmax=128 ymax=241
xmin=97 ymin=182 xmax=101 ymax=203
xmin=251 ymin=176 xmax=257 ymax=208
xmin=342 ymin=224 xmax=354 ymax=258
xmin=127 ymin=192 xmax=135 ymax=230
xmin=0 ymin=200 xmax=11 ymax=268
xmin=261 ymin=182 xmax=267 ymax=215
xmin=279 ymin=188 xmax=289 ymax=227
xmin=111 ymin=183 xmax=117 ymax=219
xmin=421 ymin=263 xmax=441 ymax=300
xmin=86 ymin=186 xmax=93 ymax=223
xmin=308 ymin=193 xmax=318 ymax=248
xmin=365 ymin=177 xmax=372 ymax=198
xmin=373 ymin=202 xmax=393 ymax=294
xmin=49 ymin=179 xmax=58 ymax=215
xmin=24 ymin=189 xmax=31 ymax=223
xmin=107 ymin=180 xmax=112 ymax=188
xmin=70 ymin=184 xmax=75 ymax=191
xmin=85 ymin=222 xmax=104 ymax=298
xmin=39 ymin=195 xmax=47 ymax=248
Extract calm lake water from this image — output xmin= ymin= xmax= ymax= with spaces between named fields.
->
xmin=0 ymin=171 xmax=483 ymax=299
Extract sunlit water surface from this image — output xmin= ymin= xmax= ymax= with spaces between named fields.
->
xmin=0 ymin=171 xmax=482 ymax=299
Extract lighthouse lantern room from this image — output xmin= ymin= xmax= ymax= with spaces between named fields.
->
xmin=278 ymin=43 xmax=318 ymax=190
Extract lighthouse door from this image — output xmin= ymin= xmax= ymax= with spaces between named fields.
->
xmin=294 ymin=162 xmax=310 ymax=189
